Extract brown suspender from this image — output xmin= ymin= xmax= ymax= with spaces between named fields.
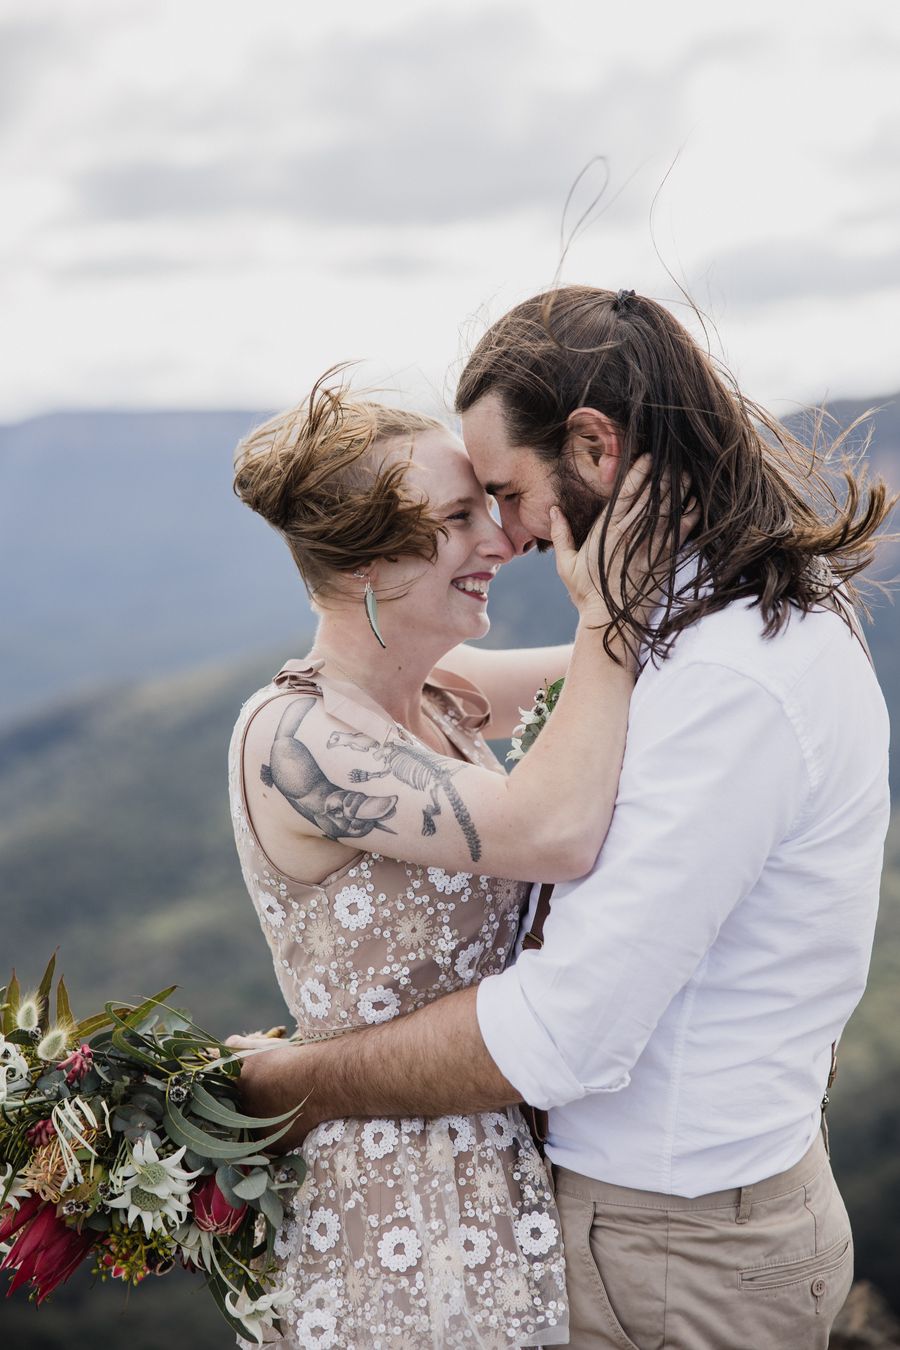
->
xmin=518 ymin=599 xmax=872 ymax=1159
xmin=521 ymin=883 xmax=555 ymax=1151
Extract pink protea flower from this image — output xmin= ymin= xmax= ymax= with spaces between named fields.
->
xmin=0 ymin=1196 xmax=94 ymax=1303
xmin=56 ymin=1043 xmax=93 ymax=1086
xmin=191 ymin=1174 xmax=248 ymax=1235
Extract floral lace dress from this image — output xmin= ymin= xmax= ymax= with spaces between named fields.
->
xmin=227 ymin=659 xmax=568 ymax=1349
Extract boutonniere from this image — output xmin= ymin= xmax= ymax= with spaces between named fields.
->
xmin=507 ymin=678 xmax=565 ymax=762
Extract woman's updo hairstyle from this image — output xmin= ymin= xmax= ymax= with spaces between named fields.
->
xmin=233 ymin=369 xmax=448 ymax=599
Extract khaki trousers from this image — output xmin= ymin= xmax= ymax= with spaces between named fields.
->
xmin=553 ymin=1132 xmax=852 ymax=1350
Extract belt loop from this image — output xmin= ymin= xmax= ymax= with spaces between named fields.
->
xmin=736 ymin=1184 xmax=753 ymax=1224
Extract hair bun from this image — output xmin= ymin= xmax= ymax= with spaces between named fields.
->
xmin=233 ymin=372 xmax=448 ymax=595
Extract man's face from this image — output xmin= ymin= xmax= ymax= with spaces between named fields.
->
xmin=460 ymin=392 xmax=606 ymax=555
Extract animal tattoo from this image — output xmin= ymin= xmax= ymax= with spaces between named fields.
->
xmin=326 ymin=728 xmax=482 ymax=863
xmin=260 ymin=696 xmax=482 ymax=862
xmin=261 ymin=697 xmax=399 ymax=840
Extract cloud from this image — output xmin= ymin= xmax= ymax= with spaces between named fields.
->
xmin=70 ymin=8 xmax=756 ymax=231
xmin=0 ymin=15 xmax=67 ymax=126
xmin=702 ymin=237 xmax=900 ymax=306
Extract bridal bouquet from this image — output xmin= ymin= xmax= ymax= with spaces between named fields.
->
xmin=507 ymin=677 xmax=565 ymax=762
xmin=0 ymin=955 xmax=305 ymax=1344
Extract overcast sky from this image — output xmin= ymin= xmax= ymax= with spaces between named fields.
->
xmin=2 ymin=0 xmax=899 ymax=423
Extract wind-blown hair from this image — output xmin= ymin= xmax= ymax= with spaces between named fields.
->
xmin=456 ymin=285 xmax=895 ymax=662
xmin=233 ymin=370 xmax=447 ymax=600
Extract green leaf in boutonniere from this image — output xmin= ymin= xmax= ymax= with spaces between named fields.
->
xmin=507 ymin=677 xmax=565 ymax=762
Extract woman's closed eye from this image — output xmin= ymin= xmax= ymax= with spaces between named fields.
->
xmin=447 ymin=509 xmax=472 ymax=522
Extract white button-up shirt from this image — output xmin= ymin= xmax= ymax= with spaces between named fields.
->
xmin=477 ymin=593 xmax=890 ymax=1196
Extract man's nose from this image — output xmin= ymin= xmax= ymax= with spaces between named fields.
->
xmin=481 ymin=519 xmax=516 ymax=564
xmin=506 ymin=522 xmax=536 ymax=557
xmin=497 ymin=506 xmax=535 ymax=557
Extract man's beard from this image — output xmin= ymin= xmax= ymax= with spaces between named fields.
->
xmin=535 ymin=457 xmax=607 ymax=554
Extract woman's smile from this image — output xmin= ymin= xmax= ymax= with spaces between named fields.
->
xmin=450 ymin=570 xmax=495 ymax=602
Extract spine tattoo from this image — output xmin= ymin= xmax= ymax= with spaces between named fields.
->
xmin=258 ymin=695 xmax=482 ymax=863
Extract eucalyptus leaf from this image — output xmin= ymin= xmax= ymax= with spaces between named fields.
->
xmin=166 ymin=1099 xmax=301 ymax=1159
xmin=191 ymin=1080 xmax=300 ymax=1130
xmin=214 ymin=1164 xmax=245 ymax=1208
xmin=232 ymin=1169 xmax=269 ymax=1201
xmin=35 ymin=1069 xmax=68 ymax=1095
xmin=258 ymin=1186 xmax=284 ymax=1230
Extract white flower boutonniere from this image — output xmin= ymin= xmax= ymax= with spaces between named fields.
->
xmin=507 ymin=677 xmax=565 ymax=762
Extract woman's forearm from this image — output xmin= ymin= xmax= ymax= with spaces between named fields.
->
xmin=498 ymin=615 xmax=634 ymax=878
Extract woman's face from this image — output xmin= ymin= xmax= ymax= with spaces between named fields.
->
xmin=373 ymin=428 xmax=515 ymax=648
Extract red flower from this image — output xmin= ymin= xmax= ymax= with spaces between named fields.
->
xmin=0 ymin=1197 xmax=94 ymax=1303
xmin=25 ymin=1118 xmax=55 ymax=1149
xmin=191 ymin=1175 xmax=248 ymax=1235
xmin=56 ymin=1043 xmax=93 ymax=1086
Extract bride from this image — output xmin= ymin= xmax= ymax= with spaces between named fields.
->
xmin=226 ymin=374 xmax=672 ymax=1348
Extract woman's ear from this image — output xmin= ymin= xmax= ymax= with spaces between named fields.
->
xmin=565 ymin=407 xmax=623 ymax=496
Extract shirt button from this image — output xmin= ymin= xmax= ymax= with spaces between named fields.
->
xmin=811 ymin=1278 xmax=827 ymax=1296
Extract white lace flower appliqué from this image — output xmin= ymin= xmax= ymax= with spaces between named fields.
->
xmin=515 ymin=1209 xmax=559 ymax=1256
xmin=480 ymin=1112 xmax=515 ymax=1149
xmin=377 ymin=1225 xmax=422 ymax=1272
xmin=445 ymin=1115 xmax=476 ymax=1157
xmin=357 ymin=986 xmax=400 ymax=1024
xmin=306 ymin=1207 xmax=341 ymax=1252
xmin=299 ymin=978 xmax=331 ymax=1021
xmin=426 ymin=867 xmax=471 ymax=895
xmin=360 ymin=1119 xmax=399 ymax=1160
xmin=454 ymin=941 xmax=483 ymax=984
xmin=257 ymin=891 xmax=286 ymax=928
xmin=333 ymin=884 xmax=375 ymax=931
xmin=458 ymin=1224 xmax=492 ymax=1268
xmin=295 ymin=1307 xmax=338 ymax=1350
xmin=314 ymin=1119 xmax=346 ymax=1147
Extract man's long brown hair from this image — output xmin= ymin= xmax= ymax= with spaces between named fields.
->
xmin=456 ymin=285 xmax=895 ymax=662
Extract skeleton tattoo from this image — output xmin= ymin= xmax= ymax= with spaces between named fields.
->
xmin=327 ymin=726 xmax=482 ymax=863
xmin=261 ymin=696 xmax=482 ymax=862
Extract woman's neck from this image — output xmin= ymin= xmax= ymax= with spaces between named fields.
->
xmin=310 ymin=614 xmax=451 ymax=737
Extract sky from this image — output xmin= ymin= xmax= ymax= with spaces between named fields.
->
xmin=2 ymin=0 xmax=899 ymax=424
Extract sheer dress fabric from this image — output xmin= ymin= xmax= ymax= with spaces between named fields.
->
xmin=227 ymin=659 xmax=568 ymax=1349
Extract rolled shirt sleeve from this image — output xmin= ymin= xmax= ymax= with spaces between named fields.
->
xmin=476 ymin=659 xmax=812 ymax=1111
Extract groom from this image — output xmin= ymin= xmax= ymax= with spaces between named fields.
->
xmin=230 ymin=287 xmax=891 ymax=1349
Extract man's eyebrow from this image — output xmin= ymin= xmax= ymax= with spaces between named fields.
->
xmin=484 ymin=481 xmax=510 ymax=496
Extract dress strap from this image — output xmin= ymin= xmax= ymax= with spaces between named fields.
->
xmin=272 ymin=658 xmax=398 ymax=745
xmin=423 ymin=666 xmax=492 ymax=735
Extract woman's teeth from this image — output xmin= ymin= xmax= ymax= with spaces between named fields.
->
xmin=452 ymin=578 xmax=489 ymax=596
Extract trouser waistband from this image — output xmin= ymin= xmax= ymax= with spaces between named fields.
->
xmin=553 ymin=1130 xmax=829 ymax=1215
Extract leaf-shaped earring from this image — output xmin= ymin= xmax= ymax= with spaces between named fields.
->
xmin=354 ymin=571 xmax=386 ymax=649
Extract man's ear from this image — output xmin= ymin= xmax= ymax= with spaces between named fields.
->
xmin=565 ymin=407 xmax=623 ymax=495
